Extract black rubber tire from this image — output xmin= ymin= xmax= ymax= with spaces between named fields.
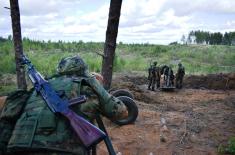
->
xmin=113 ymin=96 xmax=138 ymax=125
xmin=110 ymin=89 xmax=134 ymax=99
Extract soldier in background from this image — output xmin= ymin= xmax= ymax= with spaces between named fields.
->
xmin=163 ymin=65 xmax=174 ymax=87
xmin=169 ymin=65 xmax=175 ymax=86
xmin=176 ymin=63 xmax=185 ymax=89
xmin=162 ymin=65 xmax=169 ymax=86
xmin=148 ymin=61 xmax=160 ymax=91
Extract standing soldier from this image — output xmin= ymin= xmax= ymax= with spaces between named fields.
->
xmin=148 ymin=61 xmax=160 ymax=91
xmin=169 ymin=65 xmax=175 ymax=87
xmin=163 ymin=65 xmax=174 ymax=87
xmin=155 ymin=63 xmax=161 ymax=89
xmin=161 ymin=65 xmax=169 ymax=85
xmin=176 ymin=63 xmax=185 ymax=89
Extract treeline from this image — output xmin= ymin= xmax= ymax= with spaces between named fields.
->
xmin=0 ymin=36 xmax=105 ymax=54
xmin=184 ymin=30 xmax=235 ymax=45
xmin=0 ymin=35 xmax=164 ymax=54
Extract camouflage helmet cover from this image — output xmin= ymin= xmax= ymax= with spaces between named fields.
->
xmin=57 ymin=55 xmax=88 ymax=76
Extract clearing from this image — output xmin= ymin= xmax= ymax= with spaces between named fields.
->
xmin=0 ymin=73 xmax=235 ymax=155
xmin=97 ymin=73 xmax=235 ymax=155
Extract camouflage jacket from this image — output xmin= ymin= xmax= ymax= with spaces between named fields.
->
xmin=176 ymin=66 xmax=185 ymax=79
xmin=148 ymin=65 xmax=160 ymax=78
xmin=0 ymin=74 xmax=125 ymax=155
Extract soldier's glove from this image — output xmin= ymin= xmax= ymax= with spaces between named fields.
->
xmin=114 ymin=100 xmax=127 ymax=120
xmin=104 ymin=96 xmax=127 ymax=119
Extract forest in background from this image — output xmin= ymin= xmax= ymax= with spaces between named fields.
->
xmin=1 ymin=34 xmax=235 ymax=94
xmin=179 ymin=30 xmax=235 ymax=45
xmin=1 ymin=35 xmax=235 ymax=76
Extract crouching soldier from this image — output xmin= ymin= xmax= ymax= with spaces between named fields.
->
xmin=148 ymin=61 xmax=160 ymax=91
xmin=176 ymin=63 xmax=185 ymax=89
xmin=0 ymin=55 xmax=127 ymax=155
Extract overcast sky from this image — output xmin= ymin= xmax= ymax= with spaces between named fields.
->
xmin=0 ymin=0 xmax=235 ymax=44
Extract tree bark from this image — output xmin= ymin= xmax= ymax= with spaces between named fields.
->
xmin=9 ymin=0 xmax=27 ymax=90
xmin=102 ymin=0 xmax=122 ymax=89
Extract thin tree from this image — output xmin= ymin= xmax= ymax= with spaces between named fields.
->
xmin=9 ymin=0 xmax=27 ymax=89
xmin=101 ymin=0 xmax=122 ymax=89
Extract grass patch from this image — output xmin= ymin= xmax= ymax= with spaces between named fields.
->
xmin=0 ymin=84 xmax=17 ymax=96
xmin=0 ymin=40 xmax=235 ymax=94
xmin=218 ymin=137 xmax=235 ymax=155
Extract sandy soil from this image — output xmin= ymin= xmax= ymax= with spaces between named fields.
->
xmin=0 ymin=74 xmax=235 ymax=155
xmin=97 ymin=75 xmax=235 ymax=155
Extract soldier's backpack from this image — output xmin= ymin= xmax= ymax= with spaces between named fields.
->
xmin=0 ymin=89 xmax=31 ymax=154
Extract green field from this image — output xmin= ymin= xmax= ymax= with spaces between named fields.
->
xmin=0 ymin=39 xmax=235 ymax=95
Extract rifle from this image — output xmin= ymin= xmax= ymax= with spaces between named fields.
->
xmin=21 ymin=55 xmax=106 ymax=148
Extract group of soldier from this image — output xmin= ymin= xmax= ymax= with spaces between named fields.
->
xmin=0 ymin=55 xmax=186 ymax=155
xmin=148 ymin=62 xmax=185 ymax=91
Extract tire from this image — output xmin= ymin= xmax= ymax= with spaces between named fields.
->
xmin=113 ymin=96 xmax=138 ymax=125
xmin=110 ymin=89 xmax=134 ymax=99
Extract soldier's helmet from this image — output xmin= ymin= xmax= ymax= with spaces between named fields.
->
xmin=57 ymin=55 xmax=88 ymax=76
xmin=153 ymin=61 xmax=157 ymax=66
xmin=178 ymin=63 xmax=182 ymax=67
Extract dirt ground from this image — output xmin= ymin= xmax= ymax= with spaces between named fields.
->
xmin=0 ymin=73 xmax=235 ymax=155
xmin=97 ymin=74 xmax=235 ymax=155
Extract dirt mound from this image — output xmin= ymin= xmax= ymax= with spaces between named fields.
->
xmin=106 ymin=74 xmax=235 ymax=155
xmin=99 ymin=87 xmax=235 ymax=155
xmin=184 ymin=73 xmax=235 ymax=90
xmin=1 ymin=73 xmax=235 ymax=155
xmin=97 ymin=89 xmax=235 ymax=155
xmin=113 ymin=73 xmax=235 ymax=90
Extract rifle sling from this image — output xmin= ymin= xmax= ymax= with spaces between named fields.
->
xmin=95 ymin=115 xmax=116 ymax=155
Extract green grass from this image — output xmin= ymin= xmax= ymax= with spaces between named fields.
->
xmin=0 ymin=84 xmax=17 ymax=96
xmin=0 ymin=40 xmax=235 ymax=95
xmin=1 ymin=41 xmax=235 ymax=76
xmin=218 ymin=137 xmax=235 ymax=154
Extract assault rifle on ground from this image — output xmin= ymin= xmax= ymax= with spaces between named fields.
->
xmin=21 ymin=55 xmax=106 ymax=148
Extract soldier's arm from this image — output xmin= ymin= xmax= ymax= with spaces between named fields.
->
xmin=85 ymin=76 xmax=126 ymax=119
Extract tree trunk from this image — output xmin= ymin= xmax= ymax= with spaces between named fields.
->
xmin=102 ymin=0 xmax=122 ymax=89
xmin=9 ymin=0 xmax=27 ymax=90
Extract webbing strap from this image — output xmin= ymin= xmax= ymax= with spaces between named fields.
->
xmin=95 ymin=115 xmax=116 ymax=155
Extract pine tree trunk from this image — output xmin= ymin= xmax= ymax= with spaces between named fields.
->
xmin=9 ymin=0 xmax=27 ymax=90
xmin=102 ymin=0 xmax=122 ymax=89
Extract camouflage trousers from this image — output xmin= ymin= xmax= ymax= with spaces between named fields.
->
xmin=176 ymin=77 xmax=183 ymax=89
xmin=148 ymin=77 xmax=160 ymax=90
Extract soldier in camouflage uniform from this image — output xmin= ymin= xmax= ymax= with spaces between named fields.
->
xmin=0 ymin=55 xmax=126 ymax=155
xmin=148 ymin=62 xmax=160 ymax=91
xmin=163 ymin=65 xmax=174 ymax=87
xmin=176 ymin=63 xmax=185 ymax=89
